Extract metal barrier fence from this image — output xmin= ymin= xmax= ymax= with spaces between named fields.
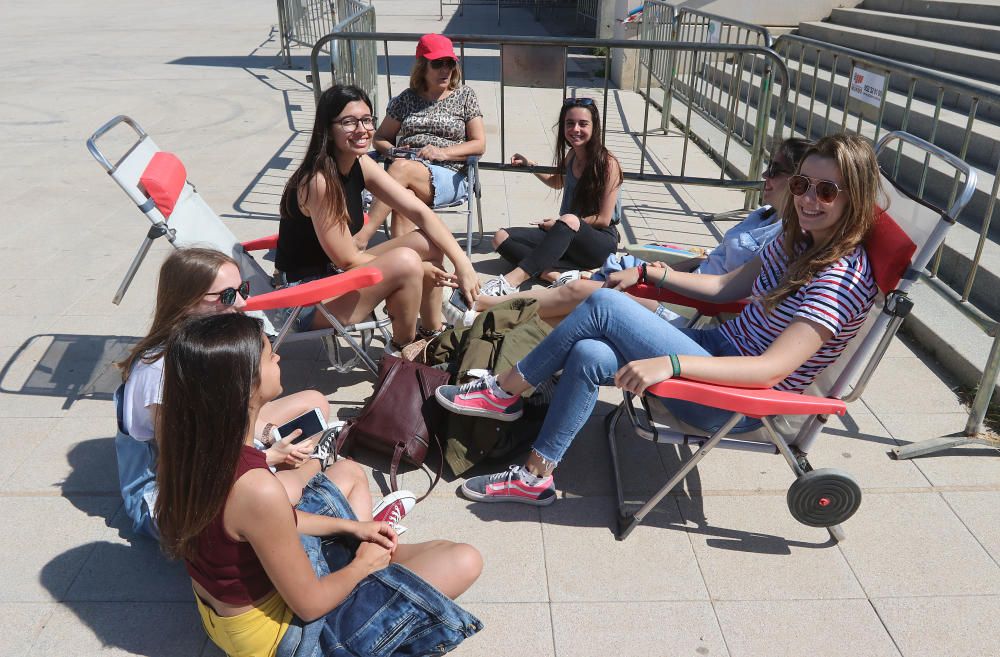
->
xmin=277 ymin=0 xmax=339 ymax=66
xmin=438 ymin=0 xmax=575 ymax=24
xmin=575 ymin=0 xmax=599 ymax=31
xmin=310 ymin=31 xmax=788 ymax=192
xmin=325 ymin=3 xmax=378 ymax=112
xmin=637 ymin=4 xmax=774 ymax=208
xmin=770 ymin=33 xmax=1000 ymax=435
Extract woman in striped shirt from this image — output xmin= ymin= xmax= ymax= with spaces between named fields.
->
xmin=435 ymin=134 xmax=881 ymax=506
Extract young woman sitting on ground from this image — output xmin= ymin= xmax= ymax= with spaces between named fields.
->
xmin=157 ymin=313 xmax=482 ymax=657
xmin=362 ymin=33 xmax=486 ymax=241
xmin=116 ymin=248 xmax=335 ymax=539
xmin=461 ymin=137 xmax=813 ymax=327
xmin=274 ymin=84 xmax=480 ymax=351
xmin=450 ymin=98 xmax=622 ymax=309
xmin=436 ymin=134 xmax=880 ymax=506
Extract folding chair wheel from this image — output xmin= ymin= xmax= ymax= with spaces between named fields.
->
xmin=786 ymin=468 xmax=862 ymax=528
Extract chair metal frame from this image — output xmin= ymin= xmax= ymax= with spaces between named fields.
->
xmin=607 ymin=131 xmax=977 ymax=542
xmin=87 ymin=114 xmax=391 ymax=375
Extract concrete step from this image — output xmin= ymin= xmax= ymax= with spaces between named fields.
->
xmin=831 ymin=7 xmax=1000 ymax=54
xmin=797 ymin=20 xmax=1000 ymax=86
xmin=862 ymin=0 xmax=1000 ymax=24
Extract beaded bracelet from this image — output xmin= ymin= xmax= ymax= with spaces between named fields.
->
xmin=669 ymin=353 xmax=681 ymax=378
xmin=261 ymin=423 xmax=277 ymax=447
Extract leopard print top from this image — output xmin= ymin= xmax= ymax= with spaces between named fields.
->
xmin=386 ymin=85 xmax=482 ymax=172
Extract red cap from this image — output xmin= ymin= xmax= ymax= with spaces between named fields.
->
xmin=415 ymin=33 xmax=457 ymax=61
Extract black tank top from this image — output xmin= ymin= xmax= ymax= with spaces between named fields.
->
xmin=275 ymin=159 xmax=366 ymax=282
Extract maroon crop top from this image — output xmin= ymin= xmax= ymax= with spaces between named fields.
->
xmin=185 ymin=445 xmax=297 ymax=605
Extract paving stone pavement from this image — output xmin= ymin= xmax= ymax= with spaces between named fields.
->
xmin=2 ymin=1 xmax=999 ymax=656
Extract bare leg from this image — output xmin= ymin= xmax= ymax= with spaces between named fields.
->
xmin=391 ymin=540 xmax=483 ymax=599
xmin=311 ymin=246 xmax=425 ymax=345
xmin=322 ymin=459 xmax=375 ymax=521
xmin=275 ymin=460 xmax=323 ymax=505
xmin=367 ymin=159 xmax=434 ymax=238
xmin=474 ymin=279 xmax=605 ymax=325
xmin=369 ymin=230 xmax=446 ymax=330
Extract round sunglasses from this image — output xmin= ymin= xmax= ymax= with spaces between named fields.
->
xmin=429 ymin=58 xmax=457 ymax=70
xmin=788 ymin=174 xmax=846 ymax=204
xmin=205 ymin=280 xmax=250 ymax=306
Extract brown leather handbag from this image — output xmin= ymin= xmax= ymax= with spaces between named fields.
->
xmin=336 ymin=355 xmax=450 ymax=499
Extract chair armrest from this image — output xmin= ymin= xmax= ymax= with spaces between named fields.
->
xmin=241 ymin=234 xmax=279 ymax=252
xmin=627 ymin=283 xmax=748 ymax=316
xmin=646 ymin=378 xmax=847 ymax=418
xmin=243 ymin=267 xmax=383 ymax=312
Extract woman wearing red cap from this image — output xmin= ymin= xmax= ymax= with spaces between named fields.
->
xmin=358 ymin=33 xmax=486 ymax=243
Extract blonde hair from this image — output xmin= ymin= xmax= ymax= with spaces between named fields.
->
xmin=764 ymin=133 xmax=880 ymax=311
xmin=409 ymin=57 xmax=461 ymax=93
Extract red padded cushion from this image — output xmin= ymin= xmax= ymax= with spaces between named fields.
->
xmin=864 ymin=207 xmax=916 ymax=295
xmin=139 ymin=152 xmax=187 ymax=218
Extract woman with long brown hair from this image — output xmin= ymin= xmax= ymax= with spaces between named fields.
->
xmin=156 ymin=313 xmax=482 ymax=657
xmin=274 ymin=84 xmax=479 ymax=350
xmin=116 ymin=248 xmax=330 ymax=538
xmin=437 ymin=134 xmax=881 ymax=507
xmin=448 ymin=97 xmax=622 ymax=312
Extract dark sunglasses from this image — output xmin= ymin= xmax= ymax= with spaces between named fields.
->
xmin=762 ymin=160 xmax=793 ymax=178
xmin=563 ymin=97 xmax=596 ymax=107
xmin=205 ymin=280 xmax=250 ymax=306
xmin=429 ymin=58 xmax=457 ymax=70
xmin=788 ymin=174 xmax=846 ymax=204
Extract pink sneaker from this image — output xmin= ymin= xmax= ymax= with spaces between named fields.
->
xmin=372 ymin=490 xmax=416 ymax=535
xmin=461 ymin=465 xmax=556 ymax=506
xmin=434 ymin=375 xmax=523 ymax=421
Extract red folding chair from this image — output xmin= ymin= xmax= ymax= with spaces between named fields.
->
xmin=608 ymin=131 xmax=977 ymax=542
xmin=87 ymin=115 xmax=390 ymax=374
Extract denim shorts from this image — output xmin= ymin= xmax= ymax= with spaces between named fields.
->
xmin=421 ymin=162 xmax=469 ymax=207
xmin=276 ymin=474 xmax=483 ymax=657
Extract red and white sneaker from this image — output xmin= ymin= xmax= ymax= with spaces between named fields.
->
xmin=435 ymin=375 xmax=523 ymax=421
xmin=461 ymin=465 xmax=556 ymax=506
xmin=372 ymin=489 xmax=416 ymax=536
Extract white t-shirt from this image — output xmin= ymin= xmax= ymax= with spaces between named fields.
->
xmin=122 ymin=353 xmax=164 ymax=441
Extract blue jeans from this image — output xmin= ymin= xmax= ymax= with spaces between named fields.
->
xmin=276 ymin=474 xmax=483 ymax=657
xmin=517 ymin=288 xmax=761 ymax=465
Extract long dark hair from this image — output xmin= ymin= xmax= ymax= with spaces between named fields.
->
xmin=553 ymin=100 xmax=623 ymax=219
xmin=155 ymin=313 xmax=264 ymax=561
xmin=765 ymin=133 xmax=880 ymax=311
xmin=118 ymin=248 xmax=237 ymax=379
xmin=280 ymin=84 xmax=374 ymax=229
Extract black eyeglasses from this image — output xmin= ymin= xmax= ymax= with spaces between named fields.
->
xmin=563 ymin=97 xmax=596 ymax=107
xmin=788 ymin=175 xmax=846 ymax=204
xmin=763 ymin=160 xmax=793 ymax=178
xmin=333 ymin=116 xmax=377 ymax=132
xmin=429 ymin=58 xmax=457 ymax=70
xmin=205 ymin=280 xmax=250 ymax=306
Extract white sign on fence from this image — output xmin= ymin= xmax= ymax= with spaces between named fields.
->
xmin=849 ymin=66 xmax=886 ymax=108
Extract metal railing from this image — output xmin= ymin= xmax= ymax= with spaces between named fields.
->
xmin=638 ymin=1 xmax=676 ymax=129
xmin=277 ymin=0 xmax=338 ymax=66
xmin=310 ymin=31 xmax=788 ymax=193
xmin=326 ymin=3 xmax=378 ymax=112
xmin=438 ymin=0 xmax=574 ymax=24
xmin=575 ymin=0 xmax=599 ymax=32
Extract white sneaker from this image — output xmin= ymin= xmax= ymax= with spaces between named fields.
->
xmin=480 ymin=275 xmax=518 ymax=297
xmin=551 ymin=270 xmax=582 ymax=287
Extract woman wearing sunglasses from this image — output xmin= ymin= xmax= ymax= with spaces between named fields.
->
xmin=436 ymin=134 xmax=880 ymax=507
xmin=455 ymin=96 xmax=623 ymax=308
xmin=359 ymin=33 xmax=486 ymax=242
xmin=116 ymin=248 xmax=334 ymax=538
xmin=458 ymin=137 xmax=813 ymax=326
xmin=275 ymin=83 xmax=480 ymax=351
xmin=156 ymin=313 xmax=482 ymax=657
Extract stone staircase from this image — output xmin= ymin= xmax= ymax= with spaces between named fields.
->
xmin=789 ymin=0 xmax=1000 ymax=402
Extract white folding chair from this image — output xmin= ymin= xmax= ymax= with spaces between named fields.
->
xmin=608 ymin=131 xmax=977 ymax=542
xmin=87 ymin=115 xmax=391 ymax=374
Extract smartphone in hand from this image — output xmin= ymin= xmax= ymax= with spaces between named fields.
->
xmin=272 ymin=408 xmax=329 ymax=445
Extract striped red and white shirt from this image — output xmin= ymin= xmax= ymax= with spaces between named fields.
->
xmin=719 ymin=234 xmax=877 ymax=392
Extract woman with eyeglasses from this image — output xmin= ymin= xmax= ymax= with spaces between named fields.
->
xmin=156 ymin=313 xmax=482 ymax=657
xmin=456 ymin=137 xmax=813 ymax=326
xmin=360 ymin=33 xmax=486 ymax=243
xmin=116 ymin=248 xmax=334 ymax=539
xmin=274 ymin=84 xmax=480 ymax=351
xmin=451 ymin=97 xmax=623 ymax=310
xmin=436 ymin=134 xmax=880 ymax=507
